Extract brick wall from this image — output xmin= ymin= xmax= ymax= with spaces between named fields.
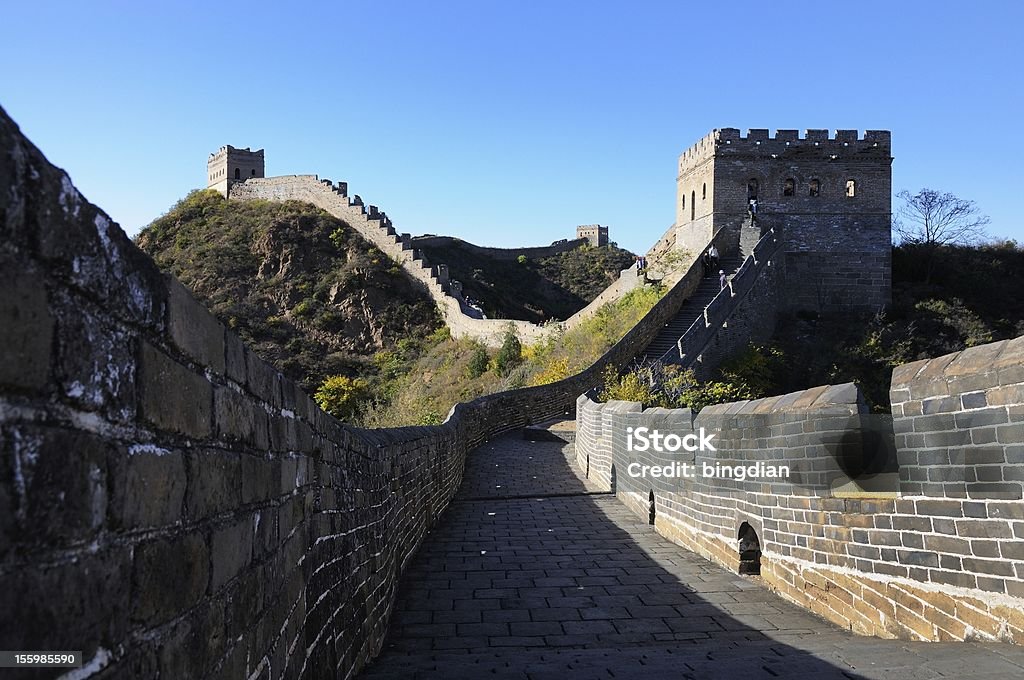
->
xmin=891 ymin=337 xmax=1024 ymax=499
xmin=578 ymin=338 xmax=1024 ymax=643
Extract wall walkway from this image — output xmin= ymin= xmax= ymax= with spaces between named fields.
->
xmin=578 ymin=334 xmax=1024 ymax=644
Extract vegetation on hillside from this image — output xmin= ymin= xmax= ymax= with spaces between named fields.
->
xmin=360 ymin=285 xmax=665 ymax=426
xmin=136 ymin=190 xmax=442 ymax=394
xmin=416 ymin=240 xmax=637 ymax=322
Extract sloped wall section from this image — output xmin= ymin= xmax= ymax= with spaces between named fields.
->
xmin=230 ymin=177 xmax=642 ymax=347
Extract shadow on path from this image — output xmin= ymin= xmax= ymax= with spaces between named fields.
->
xmin=359 ymin=435 xmax=1024 ymax=679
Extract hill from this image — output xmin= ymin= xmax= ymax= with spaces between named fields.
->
xmin=135 ymin=190 xmax=443 ymax=393
xmin=415 ymin=239 xmax=637 ymax=322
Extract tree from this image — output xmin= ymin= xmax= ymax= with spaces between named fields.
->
xmin=314 ymin=375 xmax=369 ymax=421
xmin=895 ymin=188 xmax=990 ymax=246
xmin=894 ymin=188 xmax=990 ymax=282
xmin=466 ymin=345 xmax=489 ymax=378
xmin=493 ymin=330 xmax=522 ymax=376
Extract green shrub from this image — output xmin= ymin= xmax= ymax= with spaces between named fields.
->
xmin=494 ymin=330 xmax=523 ymax=376
xmin=293 ymin=298 xmax=317 ymax=318
xmin=314 ymin=375 xmax=370 ymax=421
xmin=467 ymin=345 xmax=489 ymax=378
xmin=598 ymin=365 xmax=664 ymax=405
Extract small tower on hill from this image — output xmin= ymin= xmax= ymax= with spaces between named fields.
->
xmin=576 ymin=224 xmax=609 ymax=247
xmin=207 ymin=145 xmax=265 ymax=196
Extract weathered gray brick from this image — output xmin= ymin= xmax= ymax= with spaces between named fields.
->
xmin=138 ymin=341 xmax=212 ymax=438
xmin=166 ymin=276 xmax=225 ymax=374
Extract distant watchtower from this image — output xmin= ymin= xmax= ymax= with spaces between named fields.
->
xmin=673 ymin=128 xmax=893 ymax=312
xmin=576 ymin=224 xmax=609 ymax=247
xmin=207 ymin=145 xmax=265 ymax=196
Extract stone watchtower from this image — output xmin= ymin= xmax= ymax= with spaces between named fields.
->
xmin=207 ymin=145 xmax=265 ymax=196
xmin=576 ymin=224 xmax=609 ymax=247
xmin=674 ymin=128 xmax=892 ymax=312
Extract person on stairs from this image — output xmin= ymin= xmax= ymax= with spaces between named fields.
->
xmin=719 ymin=269 xmax=727 ymax=290
xmin=708 ymin=244 xmax=719 ymax=271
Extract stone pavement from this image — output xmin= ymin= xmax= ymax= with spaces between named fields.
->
xmin=359 ymin=435 xmax=1024 ymax=679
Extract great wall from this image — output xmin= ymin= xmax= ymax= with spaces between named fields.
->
xmin=3 ymin=106 xmax=1024 ymax=679
xmin=222 ymin=167 xmax=641 ymax=348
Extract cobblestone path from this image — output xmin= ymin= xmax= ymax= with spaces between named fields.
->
xmin=360 ymin=435 xmax=1024 ymax=679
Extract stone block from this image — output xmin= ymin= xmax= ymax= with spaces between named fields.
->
xmin=0 ymin=264 xmax=53 ymax=391
xmin=0 ymin=547 xmax=131 ymax=659
xmin=159 ymin=601 xmax=226 ymax=680
xmin=137 ymin=341 xmax=213 ymax=438
xmin=210 ymin=517 xmax=255 ymax=592
xmin=132 ymin=534 xmax=209 ymax=625
xmin=166 ymin=276 xmax=225 ymax=374
xmin=109 ymin=445 xmax=185 ymax=530
xmin=215 ymin=386 xmax=261 ymax=446
xmin=241 ymin=454 xmax=275 ymax=504
xmin=997 ymin=422 xmax=1024 ymax=444
xmin=185 ymin=448 xmax=241 ymax=521
xmin=225 ymin=332 xmax=247 ymax=385
xmin=1 ymin=425 xmax=109 ymax=547
xmin=53 ymin=295 xmax=136 ymax=421
xmin=891 ymin=359 xmax=928 ymax=386
xmin=246 ymin=350 xmax=283 ymax=407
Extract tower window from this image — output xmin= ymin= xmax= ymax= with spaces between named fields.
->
xmin=690 ymin=191 xmax=695 ymax=221
xmin=702 ymin=183 xmax=707 ymax=200
xmin=747 ymin=178 xmax=758 ymax=200
xmin=681 ymin=194 xmax=686 ymax=210
xmin=809 ymin=179 xmax=820 ymax=197
xmin=846 ymin=179 xmax=856 ymax=197
xmin=234 ymin=167 xmax=240 ymax=180
xmin=251 ymin=169 xmax=256 ymax=176
xmin=783 ymin=178 xmax=795 ymax=196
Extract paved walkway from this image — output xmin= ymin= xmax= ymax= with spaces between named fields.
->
xmin=360 ymin=435 xmax=1024 ymax=679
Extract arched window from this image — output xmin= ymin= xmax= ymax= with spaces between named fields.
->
xmin=783 ymin=178 xmax=795 ymax=196
xmin=681 ymin=194 xmax=686 ymax=211
xmin=747 ymin=178 xmax=758 ymax=200
xmin=251 ymin=169 xmax=256 ymax=176
xmin=846 ymin=179 xmax=856 ymax=197
xmin=702 ymin=183 xmax=707 ymax=200
xmin=809 ymin=179 xmax=820 ymax=197
xmin=690 ymin=191 xmax=695 ymax=221
xmin=234 ymin=167 xmax=240 ymax=180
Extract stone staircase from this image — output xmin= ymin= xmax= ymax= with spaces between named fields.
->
xmin=639 ymin=253 xmax=744 ymax=362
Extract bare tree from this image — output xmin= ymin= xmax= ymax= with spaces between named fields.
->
xmin=894 ymin=188 xmax=990 ymax=246
xmin=894 ymin=188 xmax=990 ymax=283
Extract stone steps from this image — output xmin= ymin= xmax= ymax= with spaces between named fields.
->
xmin=640 ymin=256 xmax=744 ymax=360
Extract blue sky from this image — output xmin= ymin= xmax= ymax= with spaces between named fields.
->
xmin=1 ymin=1 xmax=1021 ymax=254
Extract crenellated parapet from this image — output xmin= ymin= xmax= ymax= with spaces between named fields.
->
xmin=678 ymin=128 xmax=891 ymax=169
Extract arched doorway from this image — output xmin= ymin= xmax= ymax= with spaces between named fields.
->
xmin=738 ymin=522 xmax=761 ymax=575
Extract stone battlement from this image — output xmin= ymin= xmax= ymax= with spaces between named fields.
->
xmin=679 ymin=128 xmax=891 ymax=166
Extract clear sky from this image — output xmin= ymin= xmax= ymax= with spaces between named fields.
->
xmin=2 ymin=1 xmax=1021 ymax=254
